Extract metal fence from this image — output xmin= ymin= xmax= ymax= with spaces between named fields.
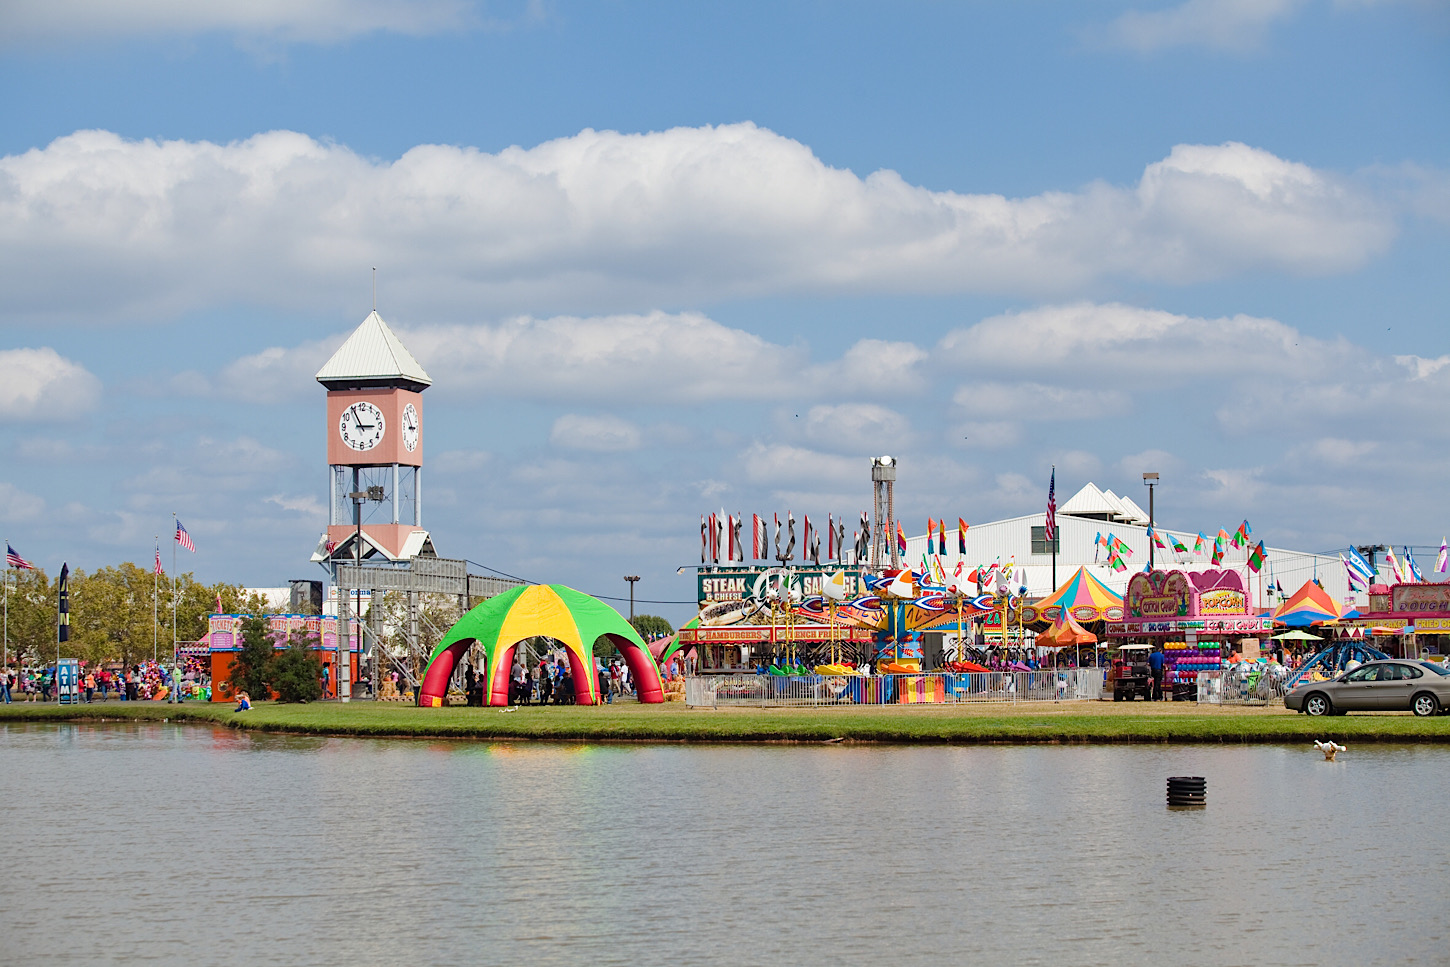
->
xmin=1194 ymin=668 xmax=1288 ymax=706
xmin=684 ymin=668 xmax=1104 ymax=708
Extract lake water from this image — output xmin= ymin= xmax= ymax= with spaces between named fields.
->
xmin=1 ymin=723 xmax=1446 ymax=966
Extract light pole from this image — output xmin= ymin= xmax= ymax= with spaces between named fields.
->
xmin=346 ymin=485 xmax=385 ymax=703
xmin=623 ymin=575 xmax=640 ymax=623
xmin=1142 ymin=473 xmax=1159 ymax=570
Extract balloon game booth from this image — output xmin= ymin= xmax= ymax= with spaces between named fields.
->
xmin=1105 ymin=568 xmax=1273 ymax=701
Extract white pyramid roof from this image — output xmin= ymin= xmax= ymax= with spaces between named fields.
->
xmin=1117 ymin=495 xmax=1151 ymax=525
xmin=315 ymin=311 xmax=431 ymax=388
xmin=1059 ymin=482 xmax=1118 ymax=518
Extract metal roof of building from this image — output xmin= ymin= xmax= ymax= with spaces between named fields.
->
xmin=1055 ymin=482 xmax=1152 ymax=525
xmin=316 ymin=311 xmax=432 ymax=390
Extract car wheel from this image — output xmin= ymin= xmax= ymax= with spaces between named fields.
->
xmin=1412 ymin=692 xmax=1440 ymax=717
xmin=1303 ymin=692 xmax=1331 ymax=717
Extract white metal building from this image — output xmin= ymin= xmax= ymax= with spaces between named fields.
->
xmin=901 ymin=482 xmax=1352 ymax=611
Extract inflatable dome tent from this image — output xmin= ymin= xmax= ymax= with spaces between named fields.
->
xmin=418 ymin=584 xmax=665 ymax=706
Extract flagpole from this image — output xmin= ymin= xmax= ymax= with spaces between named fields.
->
xmin=154 ymin=537 xmax=159 ymax=666
xmin=171 ymin=512 xmax=177 ymax=665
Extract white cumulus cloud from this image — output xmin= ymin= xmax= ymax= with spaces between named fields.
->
xmin=0 ymin=347 xmax=101 ymax=420
xmin=0 ymin=126 xmax=1396 ymax=323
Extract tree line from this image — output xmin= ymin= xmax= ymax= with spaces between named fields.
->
xmin=2 ymin=562 xmax=273 ymax=668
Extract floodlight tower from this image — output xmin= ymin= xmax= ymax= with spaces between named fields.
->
xmin=871 ymin=456 xmax=897 ymax=572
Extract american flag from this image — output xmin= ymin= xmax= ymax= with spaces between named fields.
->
xmin=154 ymin=544 xmax=163 ymax=575
xmin=6 ymin=544 xmax=34 ymax=570
xmin=1044 ymin=468 xmax=1057 ymax=541
xmin=175 ymin=519 xmax=196 ymax=552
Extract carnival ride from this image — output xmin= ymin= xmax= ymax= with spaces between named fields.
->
xmin=688 ymin=563 xmax=1007 ymax=675
xmin=1269 ymin=579 xmax=1388 ymax=688
xmin=417 ymin=584 xmax=664 ymax=706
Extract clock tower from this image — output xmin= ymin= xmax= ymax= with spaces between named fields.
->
xmin=313 ymin=310 xmax=435 ymax=565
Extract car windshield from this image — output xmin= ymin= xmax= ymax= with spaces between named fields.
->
xmin=1417 ymin=661 xmax=1450 ymax=676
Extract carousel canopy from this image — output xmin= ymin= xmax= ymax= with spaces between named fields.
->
xmin=1272 ymin=580 xmax=1349 ymax=627
xmin=1033 ymin=566 xmax=1123 ymax=622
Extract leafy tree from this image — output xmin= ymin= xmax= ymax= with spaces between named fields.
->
xmin=3 ymin=567 xmax=55 ymax=669
xmin=228 ymin=614 xmax=275 ymax=698
xmin=631 ymin=614 xmax=674 ymax=638
xmin=271 ymin=629 xmax=323 ymax=703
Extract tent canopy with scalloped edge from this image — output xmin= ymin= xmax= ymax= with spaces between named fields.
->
xmin=1033 ymin=567 xmax=1123 ymax=623
xmin=418 ymin=584 xmax=664 ymax=706
xmin=1035 ymin=613 xmax=1098 ymax=649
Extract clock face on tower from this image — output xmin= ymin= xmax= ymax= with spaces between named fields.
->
xmin=339 ymin=401 xmax=386 ymax=451
xmin=402 ymin=403 xmax=419 ymax=452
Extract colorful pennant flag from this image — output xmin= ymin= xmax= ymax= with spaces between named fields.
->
xmin=1342 ymin=555 xmax=1367 ymax=591
xmin=1384 ymin=545 xmax=1405 ymax=584
xmin=936 ymin=519 xmax=946 ymax=556
xmin=1106 ymin=547 xmax=1127 ymax=572
xmin=1405 ymin=546 xmax=1423 ymax=583
xmin=1169 ymin=533 xmax=1188 ymax=554
xmin=1345 ymin=546 xmax=1376 ymax=584
xmin=1211 ymin=536 xmax=1225 ymax=566
xmin=1438 ymin=538 xmax=1448 ymax=574
xmin=1147 ymin=527 xmax=1167 ymax=550
xmin=958 ymin=518 xmax=968 ymax=555
xmin=1247 ymin=540 xmax=1266 ymax=572
xmin=1194 ymin=532 xmax=1207 ymax=555
xmin=895 ymin=521 xmax=906 ymax=556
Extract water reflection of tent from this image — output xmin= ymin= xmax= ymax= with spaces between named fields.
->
xmin=1033 ymin=567 xmax=1123 ymax=622
xmin=1035 ymin=613 xmax=1098 ymax=649
xmin=1272 ymin=580 xmax=1357 ymax=627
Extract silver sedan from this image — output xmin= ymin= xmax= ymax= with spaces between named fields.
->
xmin=1285 ymin=659 xmax=1450 ymax=716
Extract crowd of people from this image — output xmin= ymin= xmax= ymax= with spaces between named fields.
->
xmin=1 ymin=656 xmax=211 ymax=704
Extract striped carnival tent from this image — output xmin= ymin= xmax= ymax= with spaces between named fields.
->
xmin=1032 ymin=567 xmax=1124 ymax=624
xmin=1272 ymin=580 xmax=1355 ymax=627
xmin=1035 ymin=613 xmax=1098 ymax=649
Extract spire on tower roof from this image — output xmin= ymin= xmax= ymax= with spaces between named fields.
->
xmin=315 ymin=310 xmax=432 ymax=391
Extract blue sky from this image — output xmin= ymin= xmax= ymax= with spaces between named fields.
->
xmin=0 ymin=0 xmax=1447 ymax=620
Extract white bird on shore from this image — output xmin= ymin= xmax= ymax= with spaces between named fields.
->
xmin=1313 ymin=740 xmax=1345 ymax=761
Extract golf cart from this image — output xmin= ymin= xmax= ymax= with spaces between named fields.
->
xmin=1110 ymin=644 xmax=1153 ymax=701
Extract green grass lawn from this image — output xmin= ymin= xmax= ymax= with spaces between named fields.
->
xmin=3 ymin=698 xmax=1449 ymax=743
